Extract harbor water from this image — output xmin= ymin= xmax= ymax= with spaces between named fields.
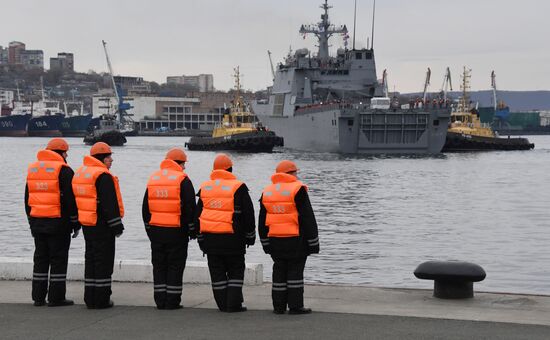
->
xmin=1 ymin=136 xmax=549 ymax=295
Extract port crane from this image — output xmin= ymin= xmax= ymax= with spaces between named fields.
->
xmin=491 ymin=70 xmax=510 ymax=127
xmin=440 ymin=67 xmax=452 ymax=102
xmin=267 ymin=50 xmax=275 ymax=81
xmin=422 ymin=68 xmax=431 ymax=104
xmin=102 ymin=40 xmax=135 ymax=133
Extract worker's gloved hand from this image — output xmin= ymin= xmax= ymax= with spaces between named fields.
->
xmin=188 ymin=223 xmax=197 ymax=240
xmin=246 ymin=237 xmax=255 ymax=247
xmin=112 ymin=224 xmax=124 ymax=238
xmin=72 ymin=228 xmax=80 ymax=239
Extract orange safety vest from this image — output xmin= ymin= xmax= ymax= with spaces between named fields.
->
xmin=72 ymin=155 xmax=124 ymax=226
xmin=199 ymin=170 xmax=243 ymax=234
xmin=26 ymin=150 xmax=69 ymax=218
xmin=146 ymin=159 xmax=188 ymax=227
xmin=261 ymin=173 xmax=306 ymax=237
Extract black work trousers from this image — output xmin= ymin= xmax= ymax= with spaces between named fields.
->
xmin=150 ymin=240 xmax=188 ymax=308
xmin=271 ymin=256 xmax=307 ymax=311
xmin=207 ymin=254 xmax=245 ymax=311
xmin=32 ymin=233 xmax=71 ymax=303
xmin=84 ymin=235 xmax=115 ymax=308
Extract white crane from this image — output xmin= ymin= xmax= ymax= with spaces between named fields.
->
xmin=267 ymin=50 xmax=275 ymax=81
xmin=381 ymin=69 xmax=389 ymax=98
xmin=102 ymin=40 xmax=120 ymax=106
xmin=101 ymin=40 xmax=132 ymax=126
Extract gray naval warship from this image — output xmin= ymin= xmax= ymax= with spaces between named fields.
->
xmin=253 ymin=0 xmax=450 ymax=154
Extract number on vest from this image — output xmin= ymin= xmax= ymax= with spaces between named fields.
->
xmin=209 ymin=200 xmax=223 ymax=209
xmin=272 ymin=205 xmax=286 ymax=213
xmin=155 ymin=189 xmax=169 ymax=198
xmin=35 ymin=182 xmax=49 ymax=191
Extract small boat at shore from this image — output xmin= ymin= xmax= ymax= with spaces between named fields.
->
xmin=186 ymin=67 xmax=283 ymax=152
xmin=442 ymin=67 xmax=534 ymax=152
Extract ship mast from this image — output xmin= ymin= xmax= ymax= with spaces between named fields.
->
xmin=459 ymin=66 xmax=472 ymax=113
xmin=299 ymin=0 xmax=348 ymax=59
xmin=232 ymin=66 xmax=244 ymax=112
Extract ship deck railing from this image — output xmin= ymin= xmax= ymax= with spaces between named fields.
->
xmin=294 ymin=102 xmax=450 ymax=116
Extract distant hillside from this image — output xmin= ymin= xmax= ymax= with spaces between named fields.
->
xmin=467 ymin=91 xmax=550 ymax=111
xmin=404 ymin=90 xmax=550 ymax=111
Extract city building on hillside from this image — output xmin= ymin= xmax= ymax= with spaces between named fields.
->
xmin=8 ymin=41 xmax=25 ymax=65
xmin=50 ymin=52 xmax=74 ymax=72
xmin=20 ymin=50 xmax=44 ymax=69
xmin=112 ymin=75 xmax=151 ymax=94
xmin=166 ymin=74 xmax=214 ymax=92
xmin=0 ymin=46 xmax=8 ymax=64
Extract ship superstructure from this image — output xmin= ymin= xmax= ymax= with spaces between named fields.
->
xmin=253 ymin=0 xmax=450 ymax=154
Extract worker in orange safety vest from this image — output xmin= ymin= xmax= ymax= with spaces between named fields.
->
xmin=195 ymin=153 xmax=256 ymax=312
xmin=259 ymin=160 xmax=320 ymax=315
xmin=142 ymin=148 xmax=196 ymax=310
xmin=72 ymin=142 xmax=124 ymax=309
xmin=25 ymin=138 xmax=79 ymax=307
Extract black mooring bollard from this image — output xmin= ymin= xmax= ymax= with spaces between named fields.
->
xmin=414 ymin=261 xmax=486 ymax=299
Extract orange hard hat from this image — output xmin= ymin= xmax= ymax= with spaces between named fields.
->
xmin=165 ymin=148 xmax=187 ymax=162
xmin=46 ymin=138 xmax=69 ymax=152
xmin=213 ymin=153 xmax=233 ymax=170
xmin=90 ymin=142 xmax=112 ymax=156
xmin=276 ymin=160 xmax=298 ymax=174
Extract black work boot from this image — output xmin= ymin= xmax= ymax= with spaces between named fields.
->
xmin=48 ymin=299 xmax=74 ymax=307
xmin=95 ymin=300 xmax=114 ymax=309
xmin=226 ymin=305 xmax=247 ymax=313
xmin=289 ymin=307 xmax=312 ymax=315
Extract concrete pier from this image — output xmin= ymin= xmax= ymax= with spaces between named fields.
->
xmin=1 ymin=258 xmax=550 ymax=339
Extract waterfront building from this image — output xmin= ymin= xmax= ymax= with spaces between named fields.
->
xmin=539 ymin=111 xmax=550 ymax=126
xmin=0 ymin=90 xmax=15 ymax=106
xmin=92 ymin=95 xmax=226 ymax=131
xmin=166 ymin=74 xmax=214 ymax=92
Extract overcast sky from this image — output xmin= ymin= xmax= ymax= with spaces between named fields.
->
xmin=2 ymin=0 xmax=549 ymax=93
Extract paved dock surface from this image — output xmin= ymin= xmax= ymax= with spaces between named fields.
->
xmin=1 ymin=281 xmax=550 ymax=339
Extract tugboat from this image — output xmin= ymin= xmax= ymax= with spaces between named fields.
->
xmin=83 ymin=114 xmax=127 ymax=146
xmin=442 ymin=67 xmax=534 ymax=152
xmin=186 ymin=67 xmax=283 ymax=152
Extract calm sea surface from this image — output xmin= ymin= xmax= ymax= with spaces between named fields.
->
xmin=1 ymin=136 xmax=549 ymax=295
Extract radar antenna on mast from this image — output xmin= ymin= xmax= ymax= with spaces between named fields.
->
xmin=299 ymin=0 xmax=348 ymax=59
